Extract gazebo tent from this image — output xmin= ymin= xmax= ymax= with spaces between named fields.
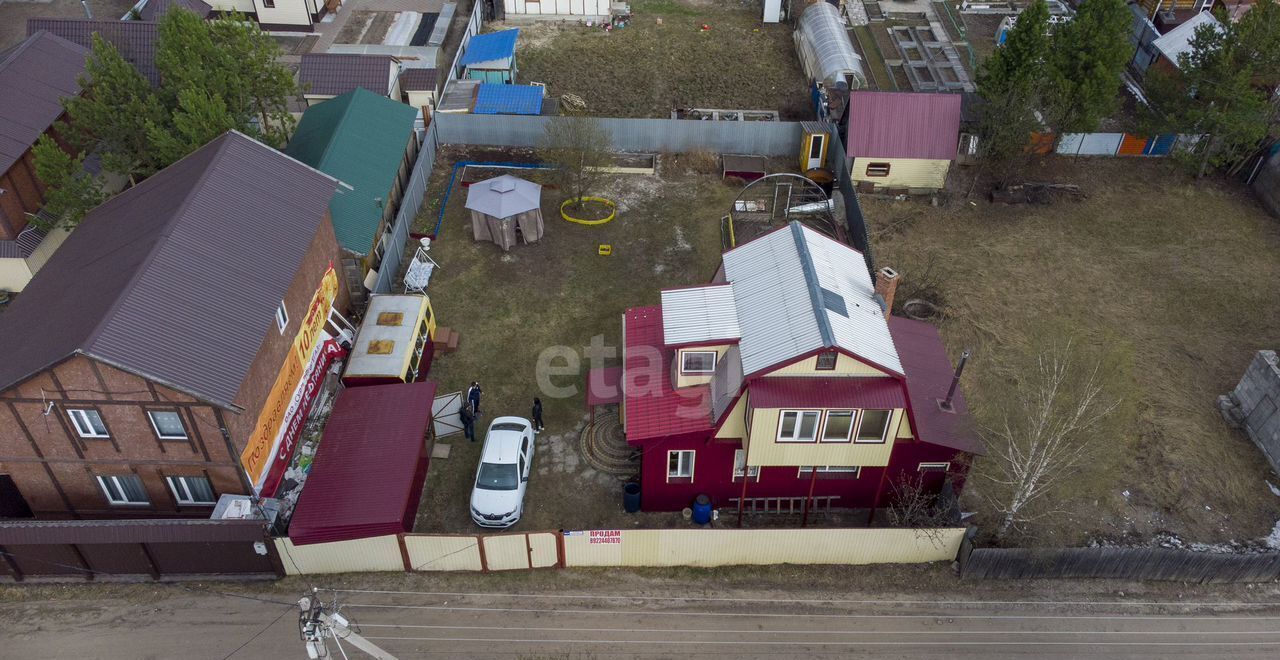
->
xmin=464 ymin=174 xmax=544 ymax=251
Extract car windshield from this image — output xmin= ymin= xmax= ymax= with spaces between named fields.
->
xmin=490 ymin=423 xmax=526 ymax=432
xmin=476 ymin=462 xmax=519 ymax=490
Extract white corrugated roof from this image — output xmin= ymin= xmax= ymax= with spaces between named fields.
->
xmin=718 ymin=223 xmax=902 ymax=376
xmin=1153 ymin=12 xmax=1221 ymax=69
xmin=661 ymin=285 xmax=741 ymax=345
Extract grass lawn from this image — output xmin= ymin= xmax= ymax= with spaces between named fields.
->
xmin=509 ymin=0 xmax=811 ymax=119
xmin=866 ymin=158 xmax=1280 ymax=546
xmin=409 ymin=149 xmax=739 ymax=533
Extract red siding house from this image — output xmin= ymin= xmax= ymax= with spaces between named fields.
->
xmin=619 ymin=222 xmax=982 ymax=517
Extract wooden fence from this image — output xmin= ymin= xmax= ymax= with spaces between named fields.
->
xmin=275 ymin=527 xmax=966 ymax=575
xmin=962 ymin=546 xmax=1280 ymax=583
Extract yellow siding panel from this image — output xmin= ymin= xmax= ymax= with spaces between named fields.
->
xmin=714 ymin=395 xmax=748 ymax=439
xmin=851 ymin=157 xmax=950 ymax=190
xmin=747 ymin=408 xmax=902 ymax=467
xmin=897 ymin=412 xmax=914 ymax=439
xmin=764 ymin=353 xmax=886 ymax=377
xmin=482 ymin=534 xmax=531 ymax=570
xmin=403 ymin=535 xmax=483 ymax=571
xmin=529 ymin=533 xmax=559 ymax=568
xmin=275 ymin=536 xmax=404 ymax=575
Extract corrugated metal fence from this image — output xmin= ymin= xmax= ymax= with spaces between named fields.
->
xmin=275 ymin=527 xmax=966 ymax=575
xmin=446 ymin=0 xmax=486 ymax=82
xmin=1055 ymin=132 xmax=1186 ymax=157
xmin=433 ymin=113 xmax=804 ymax=156
xmin=962 ymin=546 xmax=1280 ymax=583
xmin=372 ymin=121 xmax=439 ymax=294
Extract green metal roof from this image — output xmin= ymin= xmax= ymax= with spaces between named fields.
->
xmin=285 ymin=88 xmax=418 ymax=255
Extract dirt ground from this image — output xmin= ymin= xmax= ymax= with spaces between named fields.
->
xmin=866 ymin=158 xmax=1280 ymax=548
xmin=410 ymin=148 xmax=743 ymax=533
xmin=510 ymin=0 xmax=811 ymax=119
xmin=0 ymin=0 xmax=138 ymax=50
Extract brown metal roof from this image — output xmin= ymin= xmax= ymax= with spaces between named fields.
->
xmin=0 ymin=519 xmax=266 ymax=545
xmin=0 ymin=131 xmax=339 ymax=409
xmin=138 ymin=0 xmax=212 ymax=21
xmin=0 ymin=31 xmax=88 ymax=177
xmin=398 ymin=67 xmax=438 ymax=92
xmin=27 ymin=18 xmax=160 ymax=86
xmin=299 ymin=53 xmax=395 ymax=97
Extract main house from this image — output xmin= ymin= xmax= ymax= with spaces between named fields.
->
xmin=620 ymin=222 xmax=982 ymax=516
xmin=0 ymin=132 xmax=349 ymax=520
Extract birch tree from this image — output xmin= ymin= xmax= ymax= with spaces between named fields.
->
xmin=982 ymin=343 xmax=1119 ymax=540
xmin=540 ymin=115 xmax=613 ymax=214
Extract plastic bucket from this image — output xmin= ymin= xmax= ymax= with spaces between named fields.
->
xmin=623 ymin=482 xmax=642 ymax=513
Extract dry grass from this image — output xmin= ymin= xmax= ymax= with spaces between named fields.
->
xmin=0 ymin=0 xmax=140 ymax=50
xmin=408 ymin=149 xmax=737 ymax=533
xmin=510 ymin=0 xmax=811 ymax=119
xmin=867 ymin=158 xmax=1280 ymax=546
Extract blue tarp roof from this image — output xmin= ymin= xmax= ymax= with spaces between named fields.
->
xmin=460 ymin=29 xmax=519 ymax=66
xmin=473 ymin=83 xmax=543 ymax=115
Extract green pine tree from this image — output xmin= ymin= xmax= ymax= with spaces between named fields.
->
xmin=1044 ymin=0 xmax=1133 ymax=133
xmin=30 ymin=134 xmax=107 ymax=229
xmin=975 ymin=0 xmax=1052 ymax=187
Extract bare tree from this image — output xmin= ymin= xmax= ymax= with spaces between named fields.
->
xmin=539 ymin=115 xmax=613 ymax=214
xmin=982 ymin=342 xmax=1119 ymax=540
xmin=885 ymin=471 xmax=961 ymax=549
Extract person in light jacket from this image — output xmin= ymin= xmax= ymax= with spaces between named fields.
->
xmin=467 ymin=381 xmax=482 ymax=416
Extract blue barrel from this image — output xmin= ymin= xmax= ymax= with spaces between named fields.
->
xmin=623 ymin=482 xmax=641 ymax=513
xmin=691 ymin=494 xmax=713 ymax=525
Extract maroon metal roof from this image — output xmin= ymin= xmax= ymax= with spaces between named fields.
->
xmin=0 ymin=519 xmax=266 ymax=545
xmin=0 ymin=131 xmax=339 ymax=408
xmin=28 ymin=19 xmax=160 ymax=86
xmin=299 ymin=54 xmax=395 ymax=97
xmin=846 ymin=91 xmax=962 ymax=161
xmin=888 ymin=316 xmax=984 ymax=455
xmin=748 ymin=376 xmax=906 ymax=410
xmin=0 ymin=31 xmax=87 ymax=177
xmin=622 ymin=306 xmax=713 ymax=443
xmin=398 ymin=67 xmax=439 ymax=92
xmin=586 ymin=366 xmax=622 ymax=407
xmin=288 ymin=381 xmax=436 ymax=545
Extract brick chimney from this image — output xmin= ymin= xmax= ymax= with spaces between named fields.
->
xmin=874 ymin=267 xmax=899 ymax=318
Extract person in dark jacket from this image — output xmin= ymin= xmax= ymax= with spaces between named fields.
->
xmin=467 ymin=381 xmax=482 ymax=416
xmin=531 ymin=398 xmax=544 ymax=432
xmin=460 ymin=402 xmax=475 ymax=442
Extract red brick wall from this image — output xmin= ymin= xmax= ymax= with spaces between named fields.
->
xmin=0 ymin=131 xmax=63 ymax=240
xmin=0 ymin=210 xmax=348 ymax=520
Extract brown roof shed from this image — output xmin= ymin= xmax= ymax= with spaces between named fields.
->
xmin=27 ymin=18 xmax=160 ymax=86
xmin=299 ymin=53 xmax=396 ymax=97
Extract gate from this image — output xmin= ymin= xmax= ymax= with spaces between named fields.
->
xmin=432 ymin=392 xmax=463 ymax=437
xmin=480 ymin=532 xmax=561 ymax=570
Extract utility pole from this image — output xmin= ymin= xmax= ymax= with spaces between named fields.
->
xmin=298 ymin=590 xmax=398 ymax=659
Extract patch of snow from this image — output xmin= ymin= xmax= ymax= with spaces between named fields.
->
xmin=1268 ymin=481 xmax=1280 ymax=497
xmin=1267 ymin=522 xmax=1280 ymax=550
xmin=673 ymin=226 xmax=692 ymax=251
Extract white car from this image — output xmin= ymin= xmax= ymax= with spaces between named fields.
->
xmin=469 ymin=416 xmax=535 ymax=528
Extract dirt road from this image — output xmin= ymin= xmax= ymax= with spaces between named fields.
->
xmin=4 ymin=574 xmax=1280 ymax=659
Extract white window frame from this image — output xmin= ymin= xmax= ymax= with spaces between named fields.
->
xmin=680 ymin=351 xmax=717 ymax=375
xmin=732 ymin=449 xmax=760 ymax=481
xmin=918 ymin=462 xmax=951 ymax=473
xmin=146 ymin=410 xmax=188 ymax=440
xmin=854 ymin=409 xmax=893 ymax=444
xmin=166 ymin=475 xmax=216 ymax=505
xmin=798 ymin=466 xmax=861 ymax=477
xmin=776 ymin=410 xmax=820 ymax=443
xmin=275 ymin=301 xmax=289 ymax=333
xmin=667 ymin=450 xmax=695 ymax=481
xmin=67 ymin=408 xmax=109 ymax=438
xmin=96 ymin=474 xmax=149 ymax=505
xmin=820 ymin=410 xmax=856 ymax=443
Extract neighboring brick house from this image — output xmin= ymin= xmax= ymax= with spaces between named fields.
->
xmin=618 ymin=222 xmax=982 ymax=516
xmin=0 ymin=31 xmax=90 ymax=292
xmin=0 ymin=131 xmax=350 ymax=520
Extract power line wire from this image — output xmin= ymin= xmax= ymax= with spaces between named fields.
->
xmin=220 ymin=605 xmax=296 ymax=660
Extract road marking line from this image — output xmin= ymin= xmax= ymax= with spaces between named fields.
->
xmin=362 ymin=635 xmax=1280 ymax=646
xmin=355 ymin=623 xmax=1280 ymax=635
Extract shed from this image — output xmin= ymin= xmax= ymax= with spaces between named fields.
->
xmin=460 ymin=29 xmax=519 ymax=83
xmin=287 ymin=381 xmax=436 ymax=545
xmin=465 ymin=175 xmax=544 ymax=251
xmin=1151 ymin=12 xmax=1222 ymax=72
xmin=298 ymin=53 xmax=399 ymax=106
xmin=343 ymin=294 xmax=437 ymax=386
xmin=399 ymin=67 xmax=440 ymax=115
xmin=845 ymin=91 xmax=961 ymax=191
xmin=473 ymin=83 xmax=544 ymax=115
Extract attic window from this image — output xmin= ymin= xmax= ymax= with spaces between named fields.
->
xmin=377 ymin=312 xmax=405 ymax=326
xmin=820 ymin=287 xmax=848 ymax=317
xmin=866 ymin=162 xmax=891 ymax=177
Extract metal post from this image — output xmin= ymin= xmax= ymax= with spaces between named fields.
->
xmin=736 ymin=464 xmax=750 ymax=528
xmin=800 ymin=467 xmax=818 ymax=527
xmin=942 ymin=350 xmax=971 ymax=410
